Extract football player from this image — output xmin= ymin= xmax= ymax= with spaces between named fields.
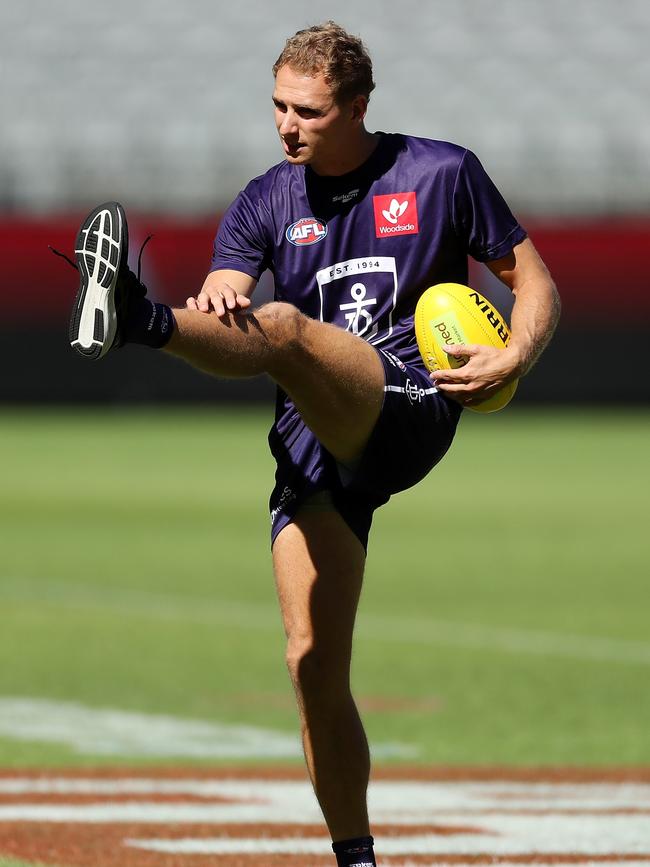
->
xmin=67 ymin=22 xmax=559 ymax=867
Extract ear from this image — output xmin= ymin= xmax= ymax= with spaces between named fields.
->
xmin=350 ymin=94 xmax=368 ymax=123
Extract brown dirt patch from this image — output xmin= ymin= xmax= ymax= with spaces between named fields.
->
xmin=0 ymin=767 xmax=648 ymax=866
xmin=2 ymin=766 xmax=650 ymax=781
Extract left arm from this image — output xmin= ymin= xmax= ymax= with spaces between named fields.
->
xmin=431 ymin=238 xmax=561 ymax=404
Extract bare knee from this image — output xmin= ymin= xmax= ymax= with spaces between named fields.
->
xmin=285 ymin=636 xmax=350 ymax=706
xmin=256 ymin=302 xmax=306 ymax=353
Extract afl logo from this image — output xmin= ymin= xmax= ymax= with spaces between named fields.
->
xmin=286 ymin=217 xmax=328 ymax=247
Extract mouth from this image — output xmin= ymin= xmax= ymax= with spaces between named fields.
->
xmin=282 ymin=140 xmax=304 ymax=156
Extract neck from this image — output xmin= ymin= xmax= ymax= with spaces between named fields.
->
xmin=311 ymin=130 xmax=380 ymax=177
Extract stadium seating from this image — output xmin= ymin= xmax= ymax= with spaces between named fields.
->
xmin=2 ymin=0 xmax=649 ymax=214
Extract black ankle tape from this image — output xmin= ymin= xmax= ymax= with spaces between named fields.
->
xmin=332 ymin=835 xmax=376 ymax=867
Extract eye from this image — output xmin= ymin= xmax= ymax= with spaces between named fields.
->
xmin=273 ymin=99 xmax=287 ymax=112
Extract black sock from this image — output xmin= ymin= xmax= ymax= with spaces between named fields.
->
xmin=124 ymin=297 xmax=175 ymax=349
xmin=332 ymin=835 xmax=376 ymax=867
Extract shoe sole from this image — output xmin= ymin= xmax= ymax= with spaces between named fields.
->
xmin=69 ymin=202 xmax=127 ymax=359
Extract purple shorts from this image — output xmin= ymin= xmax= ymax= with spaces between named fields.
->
xmin=268 ymin=349 xmax=462 ymax=551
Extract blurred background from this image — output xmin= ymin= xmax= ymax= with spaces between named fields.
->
xmin=1 ymin=0 xmax=649 ymax=403
xmin=0 ymin=0 xmax=649 ymax=774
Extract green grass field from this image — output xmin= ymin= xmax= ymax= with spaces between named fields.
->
xmin=1 ymin=406 xmax=649 ymax=768
xmin=0 ymin=861 xmax=47 ymax=867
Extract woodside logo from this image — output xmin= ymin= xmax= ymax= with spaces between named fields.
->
xmin=373 ymin=192 xmax=419 ymax=238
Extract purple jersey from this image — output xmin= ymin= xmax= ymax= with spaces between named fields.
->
xmin=212 ymin=134 xmax=525 ymax=522
xmin=211 ymin=133 xmax=526 ymax=370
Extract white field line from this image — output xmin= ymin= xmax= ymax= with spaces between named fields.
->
xmin=0 ymin=698 xmax=414 ymax=760
xmin=3 ymin=576 xmax=650 ymax=665
xmin=0 ymin=804 xmax=324 ymax=824
xmin=125 ymin=821 xmax=650 ymax=855
xmin=1 ymin=779 xmax=650 ymax=811
xmin=0 ymin=807 xmax=648 ymax=852
xmin=0 ymin=780 xmax=650 ymax=821
xmin=0 ymin=698 xmax=300 ymax=759
xmin=0 ymin=778 xmax=649 ymax=858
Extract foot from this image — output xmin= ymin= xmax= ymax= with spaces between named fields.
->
xmin=69 ymin=201 xmax=145 ymax=359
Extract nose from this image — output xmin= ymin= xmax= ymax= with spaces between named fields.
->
xmin=278 ymin=109 xmax=298 ymax=138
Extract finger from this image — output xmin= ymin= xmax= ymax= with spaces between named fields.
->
xmin=221 ymin=289 xmax=251 ymax=311
xmin=213 ymin=293 xmax=226 ymax=317
xmin=216 ymin=283 xmax=238 ymax=310
xmin=216 ymin=285 xmax=234 ymax=309
xmin=430 ymin=368 xmax=468 ymax=384
xmin=196 ymin=291 xmax=211 ymax=313
xmin=445 ymin=343 xmax=480 ymax=358
xmin=434 ymin=381 xmax=471 ymax=394
xmin=200 ymin=290 xmax=225 ymax=316
xmin=224 ymin=289 xmax=242 ymax=311
xmin=186 ymin=296 xmax=198 ymax=311
xmin=436 ymin=382 xmax=489 ymax=405
xmin=434 ymin=381 xmax=489 ymax=402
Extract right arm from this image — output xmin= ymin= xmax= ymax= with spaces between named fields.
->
xmin=186 ymin=268 xmax=257 ymax=318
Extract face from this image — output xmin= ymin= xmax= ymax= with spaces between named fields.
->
xmin=272 ymin=64 xmax=365 ymax=175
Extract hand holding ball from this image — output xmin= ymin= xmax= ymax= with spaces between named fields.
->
xmin=415 ymin=283 xmax=518 ymax=413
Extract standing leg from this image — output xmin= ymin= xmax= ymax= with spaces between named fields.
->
xmin=272 ymin=508 xmax=371 ymax=842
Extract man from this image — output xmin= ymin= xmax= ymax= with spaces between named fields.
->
xmin=68 ymin=21 xmax=559 ymax=867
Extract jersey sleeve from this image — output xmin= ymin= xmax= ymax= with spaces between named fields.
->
xmin=452 ymin=149 xmax=527 ymax=262
xmin=210 ymin=187 xmax=272 ymax=279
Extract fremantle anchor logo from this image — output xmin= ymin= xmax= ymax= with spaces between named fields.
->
xmin=339 ymin=282 xmax=378 ymax=338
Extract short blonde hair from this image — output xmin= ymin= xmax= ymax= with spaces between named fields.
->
xmin=273 ymin=21 xmax=375 ymax=104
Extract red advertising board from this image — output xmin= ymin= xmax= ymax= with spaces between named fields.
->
xmin=1 ymin=215 xmax=648 ymax=324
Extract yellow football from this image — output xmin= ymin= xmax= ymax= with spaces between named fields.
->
xmin=414 ymin=282 xmax=518 ymax=413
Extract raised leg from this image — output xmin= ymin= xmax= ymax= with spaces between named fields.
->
xmin=167 ymin=304 xmax=384 ymax=465
xmin=272 ymin=508 xmax=371 ymax=841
